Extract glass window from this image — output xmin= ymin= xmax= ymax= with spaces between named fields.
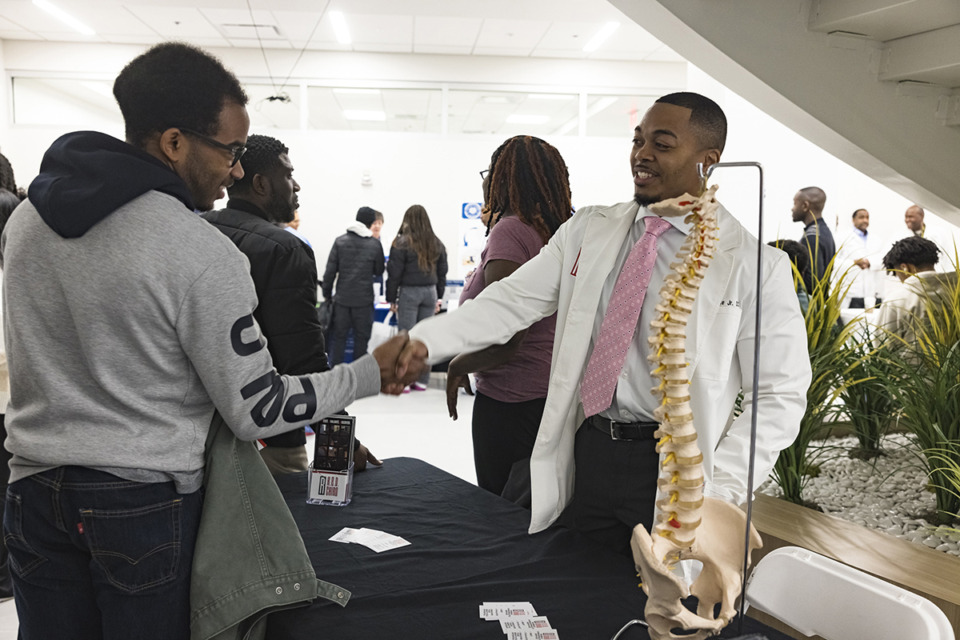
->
xmin=584 ymin=94 xmax=657 ymax=137
xmin=306 ymin=87 xmax=442 ymax=133
xmin=446 ymin=90 xmax=578 ymax=136
xmin=12 ymin=78 xmax=120 ymax=128
xmin=246 ymin=83 xmax=301 ymax=130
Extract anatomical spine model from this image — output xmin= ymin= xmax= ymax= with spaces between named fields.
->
xmin=631 ymin=184 xmax=762 ymax=640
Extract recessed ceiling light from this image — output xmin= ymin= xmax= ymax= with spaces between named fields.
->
xmin=32 ymin=0 xmax=95 ymax=36
xmin=343 ymin=110 xmax=386 ymax=121
xmin=329 ymin=11 xmax=351 ymax=45
xmin=583 ymin=22 xmax=620 ymax=53
xmin=506 ymin=114 xmax=550 ymax=125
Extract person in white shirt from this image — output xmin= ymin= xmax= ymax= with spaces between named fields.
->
xmin=904 ymin=204 xmax=956 ymax=268
xmin=395 ymin=92 xmax=810 ymax=553
xmin=836 ymin=208 xmax=884 ymax=309
xmin=875 ymin=235 xmax=957 ymax=342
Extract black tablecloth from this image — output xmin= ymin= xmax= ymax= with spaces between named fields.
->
xmin=267 ymin=457 xmax=787 ymax=640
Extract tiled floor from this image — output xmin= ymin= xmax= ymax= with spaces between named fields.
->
xmin=0 ymin=384 xmax=476 ymax=637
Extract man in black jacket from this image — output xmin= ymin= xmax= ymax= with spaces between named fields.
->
xmin=323 ymin=206 xmax=386 ymax=364
xmin=204 ymin=134 xmax=379 ymax=473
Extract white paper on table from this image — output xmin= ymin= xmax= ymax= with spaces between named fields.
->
xmin=500 ymin=617 xmax=553 ymax=632
xmin=479 ymin=602 xmax=538 ymax=620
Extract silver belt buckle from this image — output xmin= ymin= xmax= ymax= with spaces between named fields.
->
xmin=609 ymin=420 xmax=623 ymax=441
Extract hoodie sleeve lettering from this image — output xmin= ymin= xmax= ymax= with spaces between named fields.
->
xmin=178 ymin=249 xmax=381 ymax=440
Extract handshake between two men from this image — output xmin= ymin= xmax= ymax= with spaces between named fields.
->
xmin=371 ymin=332 xmax=430 ymax=395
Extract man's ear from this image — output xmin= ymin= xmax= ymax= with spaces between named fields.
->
xmin=251 ymin=173 xmax=271 ymax=197
xmin=699 ymin=148 xmax=722 ymax=176
xmin=158 ymin=128 xmax=187 ymax=164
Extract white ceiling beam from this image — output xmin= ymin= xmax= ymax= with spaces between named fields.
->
xmin=807 ymin=0 xmax=960 ymax=41
xmin=879 ymin=24 xmax=960 ymax=86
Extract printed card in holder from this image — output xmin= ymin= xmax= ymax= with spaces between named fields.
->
xmin=307 ymin=415 xmax=355 ymax=506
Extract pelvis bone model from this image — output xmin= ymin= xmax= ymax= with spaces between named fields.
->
xmin=630 ymin=184 xmax=762 ymax=640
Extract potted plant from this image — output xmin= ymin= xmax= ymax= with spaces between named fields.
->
xmin=771 ymin=257 xmax=864 ymax=505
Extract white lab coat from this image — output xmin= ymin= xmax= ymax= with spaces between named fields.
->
xmin=410 ymin=200 xmax=810 ymax=534
xmin=835 ymin=229 xmax=884 ymax=307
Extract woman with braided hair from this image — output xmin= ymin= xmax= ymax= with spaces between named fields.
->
xmin=447 ymin=135 xmax=572 ymax=502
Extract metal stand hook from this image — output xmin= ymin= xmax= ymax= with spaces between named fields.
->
xmin=610 ymin=618 xmax=648 ymax=640
xmin=698 ymin=160 xmax=765 ymax=638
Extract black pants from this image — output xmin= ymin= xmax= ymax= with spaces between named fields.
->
xmin=471 ymin=392 xmax=545 ymax=500
xmin=849 ymin=297 xmax=882 ymax=309
xmin=329 ymin=303 xmax=374 ymax=364
xmin=559 ymin=420 xmax=660 ymax=555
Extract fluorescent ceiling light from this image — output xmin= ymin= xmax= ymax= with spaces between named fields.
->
xmin=506 ymin=114 xmax=550 ymax=125
xmin=343 ymin=110 xmax=386 ymax=121
xmin=481 ymin=96 xmax=512 ymax=104
xmin=333 ymin=88 xmax=381 ymax=95
xmin=32 ymin=0 xmax=95 ymax=36
xmin=329 ymin=10 xmax=351 ymax=45
xmin=583 ymin=22 xmax=620 ymax=53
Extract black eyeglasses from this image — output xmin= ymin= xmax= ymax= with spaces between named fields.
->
xmin=178 ymin=127 xmax=247 ymax=167
xmin=480 ymin=169 xmax=489 ymax=179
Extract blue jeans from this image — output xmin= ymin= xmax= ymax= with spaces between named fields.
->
xmin=3 ymin=467 xmax=203 ymax=640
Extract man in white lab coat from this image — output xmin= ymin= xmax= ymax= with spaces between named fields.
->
xmin=400 ymin=92 xmax=810 ymax=553
xmin=836 ymin=208 xmax=885 ymax=309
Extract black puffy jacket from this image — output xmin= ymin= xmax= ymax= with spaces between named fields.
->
xmin=321 ymin=222 xmax=385 ymax=307
xmin=203 ymin=199 xmax=328 ymax=448
xmin=386 ymin=236 xmax=448 ymax=303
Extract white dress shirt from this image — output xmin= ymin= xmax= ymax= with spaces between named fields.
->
xmin=592 ymin=208 xmax=693 ymax=423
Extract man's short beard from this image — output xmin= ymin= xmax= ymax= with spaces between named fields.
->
xmin=634 ymin=194 xmax=661 ymax=207
xmin=266 ymin=193 xmax=295 ymax=224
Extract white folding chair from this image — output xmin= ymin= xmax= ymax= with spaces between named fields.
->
xmin=745 ymin=546 xmax=954 ymax=640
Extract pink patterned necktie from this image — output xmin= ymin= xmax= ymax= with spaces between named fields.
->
xmin=580 ymin=216 xmax=672 ymax=417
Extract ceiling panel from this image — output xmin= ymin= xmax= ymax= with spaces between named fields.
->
xmin=413 ymin=16 xmax=481 ymax=48
xmin=271 ymin=10 xmax=328 ymax=45
xmin=475 ymin=18 xmax=549 ymax=50
xmin=123 ymin=5 xmax=221 ymax=38
xmin=535 ymin=21 xmax=599 ymax=53
xmin=599 ymin=22 xmax=667 ymax=57
xmin=199 ymin=8 xmax=281 ymax=41
xmin=350 ymin=14 xmax=414 ymax=48
xmin=0 ymin=0 xmax=678 ymax=63
xmin=226 ymin=38 xmax=292 ymax=49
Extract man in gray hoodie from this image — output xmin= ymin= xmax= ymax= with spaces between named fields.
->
xmin=0 ymin=43 xmax=409 ymax=640
xmin=323 ymin=206 xmax=387 ymax=364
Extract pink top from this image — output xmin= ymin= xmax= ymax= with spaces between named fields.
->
xmin=459 ymin=215 xmax=557 ymax=402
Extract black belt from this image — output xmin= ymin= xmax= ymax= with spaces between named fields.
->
xmin=587 ymin=415 xmax=659 ymax=441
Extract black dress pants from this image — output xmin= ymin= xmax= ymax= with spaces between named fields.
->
xmin=559 ymin=420 xmax=660 ymax=555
